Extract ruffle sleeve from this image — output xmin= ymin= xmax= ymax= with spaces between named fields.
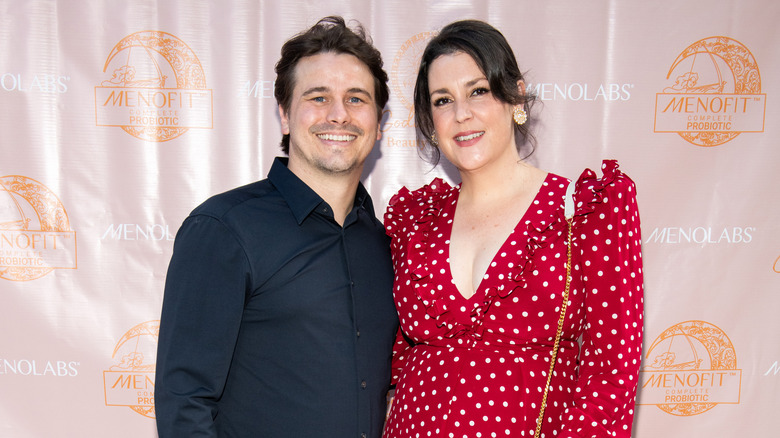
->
xmin=384 ymin=178 xmax=453 ymax=384
xmin=558 ymin=160 xmax=644 ymax=437
xmin=384 ymin=178 xmax=450 ymax=239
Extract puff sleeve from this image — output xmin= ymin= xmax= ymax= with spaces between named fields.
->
xmin=559 ymin=161 xmax=644 ymax=437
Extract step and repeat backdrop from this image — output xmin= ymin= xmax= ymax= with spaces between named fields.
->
xmin=1 ymin=0 xmax=778 ymax=436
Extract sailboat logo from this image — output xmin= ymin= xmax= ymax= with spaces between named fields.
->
xmin=0 ymin=183 xmax=30 ymax=231
xmin=94 ymin=31 xmax=213 ymax=142
xmin=103 ymin=320 xmax=159 ymax=418
xmin=638 ymin=320 xmax=742 ymax=416
xmin=0 ymin=176 xmax=77 ymax=281
xmin=654 ymin=36 xmax=766 ymax=147
xmin=391 ymin=31 xmax=434 ymax=116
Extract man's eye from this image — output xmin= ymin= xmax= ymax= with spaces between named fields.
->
xmin=347 ymin=96 xmax=364 ymax=104
xmin=312 ymin=96 xmax=326 ymax=102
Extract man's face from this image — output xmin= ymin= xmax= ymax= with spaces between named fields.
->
xmin=280 ymin=52 xmax=381 ymax=179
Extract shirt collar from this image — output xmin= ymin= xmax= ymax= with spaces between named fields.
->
xmin=268 ymin=157 xmax=375 ymax=225
xmin=353 ymin=181 xmax=375 ymax=222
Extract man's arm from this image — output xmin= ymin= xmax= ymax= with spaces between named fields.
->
xmin=155 ymin=215 xmax=249 ymax=437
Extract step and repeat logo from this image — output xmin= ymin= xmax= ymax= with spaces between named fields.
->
xmin=384 ymin=31 xmax=434 ymax=148
xmin=103 ymin=320 xmax=159 ymax=418
xmin=654 ymin=36 xmax=765 ymax=147
xmin=95 ymin=31 xmax=213 ymax=142
xmin=101 ymin=223 xmax=175 ymax=241
xmin=1 ymin=73 xmax=70 ymax=93
xmin=639 ymin=320 xmax=741 ymax=416
xmin=0 ymin=176 xmax=77 ymax=281
xmin=527 ymin=82 xmax=633 ymax=102
xmin=644 ymin=226 xmax=754 ymax=245
xmin=0 ymin=358 xmax=80 ymax=377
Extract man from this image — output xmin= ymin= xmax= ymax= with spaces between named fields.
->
xmin=155 ymin=16 xmax=397 ymax=438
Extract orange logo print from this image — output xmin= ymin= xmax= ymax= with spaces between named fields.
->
xmin=0 ymin=176 xmax=77 ymax=281
xmin=654 ymin=36 xmax=766 ymax=147
xmin=95 ymin=31 xmax=213 ymax=142
xmin=385 ymin=32 xmax=434 ymax=132
xmin=103 ymin=321 xmax=159 ymax=418
xmin=638 ymin=320 xmax=741 ymax=416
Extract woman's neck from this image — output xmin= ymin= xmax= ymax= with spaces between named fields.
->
xmin=458 ymin=154 xmax=542 ymax=207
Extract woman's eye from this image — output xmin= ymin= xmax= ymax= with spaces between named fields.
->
xmin=472 ymin=87 xmax=490 ymax=96
xmin=433 ymin=97 xmax=451 ymax=107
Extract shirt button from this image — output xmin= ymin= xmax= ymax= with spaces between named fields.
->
xmin=361 ymin=380 xmax=367 ymax=389
xmin=361 ymin=433 xmax=367 ymax=438
xmin=356 ymin=330 xmax=361 ymax=337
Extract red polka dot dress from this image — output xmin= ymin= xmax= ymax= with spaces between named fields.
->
xmin=383 ymin=161 xmax=644 ymax=438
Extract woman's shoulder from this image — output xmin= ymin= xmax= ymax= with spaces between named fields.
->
xmin=562 ymin=159 xmax=641 ymax=231
xmin=573 ymin=160 xmax=637 ymax=208
xmin=576 ymin=159 xmax=636 ymax=188
xmin=384 ymin=178 xmax=457 ymax=237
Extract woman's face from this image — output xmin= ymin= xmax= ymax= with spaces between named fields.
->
xmin=427 ymin=51 xmax=517 ymax=174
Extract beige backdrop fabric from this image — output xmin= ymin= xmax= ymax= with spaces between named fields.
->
xmin=1 ymin=0 xmax=778 ymax=436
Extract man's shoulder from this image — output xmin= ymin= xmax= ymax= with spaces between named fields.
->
xmin=190 ymin=179 xmax=278 ymax=220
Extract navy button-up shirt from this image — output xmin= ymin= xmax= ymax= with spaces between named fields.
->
xmin=156 ymin=157 xmax=398 ymax=438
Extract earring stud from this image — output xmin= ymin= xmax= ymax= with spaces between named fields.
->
xmin=513 ymin=106 xmax=527 ymax=125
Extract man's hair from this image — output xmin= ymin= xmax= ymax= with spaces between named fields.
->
xmin=274 ymin=16 xmax=389 ymax=154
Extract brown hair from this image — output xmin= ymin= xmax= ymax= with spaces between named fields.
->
xmin=414 ymin=20 xmax=537 ymax=164
xmin=274 ymin=16 xmax=389 ymax=153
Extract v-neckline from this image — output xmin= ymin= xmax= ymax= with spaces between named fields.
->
xmin=442 ymin=173 xmax=553 ymax=301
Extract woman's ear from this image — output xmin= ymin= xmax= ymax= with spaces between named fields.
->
xmin=517 ymin=80 xmax=526 ymax=98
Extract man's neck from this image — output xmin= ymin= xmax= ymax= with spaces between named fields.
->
xmin=287 ymin=164 xmax=362 ymax=226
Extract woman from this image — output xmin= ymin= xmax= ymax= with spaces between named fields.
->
xmin=383 ymin=20 xmax=643 ymax=437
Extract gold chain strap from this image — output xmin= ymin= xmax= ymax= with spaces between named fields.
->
xmin=534 ymin=218 xmax=573 ymax=438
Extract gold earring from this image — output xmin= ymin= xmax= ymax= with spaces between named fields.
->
xmin=513 ymin=106 xmax=527 ymax=125
xmin=430 ymin=131 xmax=438 ymax=146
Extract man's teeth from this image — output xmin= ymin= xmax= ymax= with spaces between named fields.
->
xmin=318 ymin=134 xmax=356 ymax=141
xmin=455 ymin=132 xmax=484 ymax=141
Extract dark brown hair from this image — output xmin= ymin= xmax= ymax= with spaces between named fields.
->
xmin=414 ymin=20 xmax=537 ymax=164
xmin=274 ymin=16 xmax=389 ymax=153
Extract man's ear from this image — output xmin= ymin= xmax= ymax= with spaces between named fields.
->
xmin=279 ymin=105 xmax=290 ymax=135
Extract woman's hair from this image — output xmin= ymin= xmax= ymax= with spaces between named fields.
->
xmin=413 ymin=20 xmax=537 ymax=164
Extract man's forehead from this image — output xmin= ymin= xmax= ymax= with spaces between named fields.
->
xmin=292 ymin=52 xmax=375 ymax=93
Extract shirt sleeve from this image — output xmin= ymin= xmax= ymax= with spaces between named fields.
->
xmin=155 ymin=215 xmax=250 ymax=437
xmin=560 ymin=169 xmax=644 ymax=437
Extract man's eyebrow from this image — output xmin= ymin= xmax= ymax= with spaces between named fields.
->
xmin=348 ymin=87 xmax=371 ymax=95
xmin=301 ymin=86 xmax=374 ymax=100
xmin=348 ymin=87 xmax=373 ymax=99
xmin=301 ymin=86 xmax=329 ymax=97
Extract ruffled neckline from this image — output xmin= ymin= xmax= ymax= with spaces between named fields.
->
xmin=387 ymin=160 xmax=623 ymax=341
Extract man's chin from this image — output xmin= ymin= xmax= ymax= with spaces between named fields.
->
xmin=315 ymin=158 xmax=361 ymax=175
